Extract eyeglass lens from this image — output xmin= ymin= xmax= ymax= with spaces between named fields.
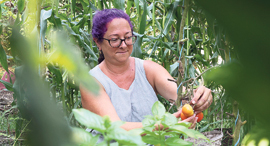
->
xmin=110 ymin=36 xmax=136 ymax=47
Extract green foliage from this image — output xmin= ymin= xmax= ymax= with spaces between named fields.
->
xmin=197 ymin=0 xmax=270 ymax=144
xmin=141 ymin=101 xmax=209 ymax=146
xmin=0 ymin=43 xmax=8 ymax=72
xmin=72 ymin=101 xmax=208 ymax=146
xmin=73 ymin=108 xmax=145 ymax=146
xmin=1 ymin=0 xmax=268 ymax=145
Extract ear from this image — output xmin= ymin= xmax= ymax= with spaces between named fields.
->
xmin=93 ymin=38 xmax=102 ymax=51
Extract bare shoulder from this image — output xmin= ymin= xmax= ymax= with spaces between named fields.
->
xmin=143 ymin=60 xmax=165 ymax=90
xmin=143 ymin=60 xmax=165 ymax=74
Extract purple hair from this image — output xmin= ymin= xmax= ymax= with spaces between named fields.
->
xmin=92 ymin=9 xmax=133 ymax=42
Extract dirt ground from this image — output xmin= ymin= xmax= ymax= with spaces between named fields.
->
xmin=0 ymin=91 xmax=18 ymax=145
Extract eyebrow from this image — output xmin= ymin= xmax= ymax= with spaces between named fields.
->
xmin=108 ymin=31 xmax=132 ymax=37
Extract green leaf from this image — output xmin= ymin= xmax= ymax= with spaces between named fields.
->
xmin=89 ymin=1 xmax=97 ymax=11
xmin=148 ymin=40 xmax=160 ymax=58
xmin=139 ymin=0 xmax=147 ymax=34
xmin=163 ymin=1 xmax=179 ymax=36
xmin=82 ymin=42 xmax=98 ymax=62
xmin=152 ymin=101 xmax=166 ymax=119
xmin=72 ymin=0 xmax=76 ymax=17
xmin=48 ymin=11 xmax=62 ymax=29
xmin=165 ymin=137 xmax=193 ymax=146
xmin=96 ymin=141 xmax=107 ymax=146
xmin=79 ymin=29 xmax=91 ymax=46
xmin=40 ymin=9 xmax=52 ymax=45
xmin=0 ymin=44 xmax=8 ymax=72
xmin=242 ymin=125 xmax=270 ymax=146
xmin=62 ymin=23 xmax=78 ymax=36
xmin=134 ymin=0 xmax=140 ymax=10
xmin=47 ymin=64 xmax=62 ymax=84
xmin=146 ymin=3 xmax=153 ymax=19
xmin=170 ymin=125 xmax=208 ymax=140
xmin=106 ymin=121 xmax=144 ymax=145
xmin=142 ymin=135 xmax=160 ymax=145
xmin=71 ymin=127 xmax=95 ymax=145
xmin=9 ymin=28 xmax=73 ymax=145
xmin=162 ymin=113 xmax=178 ymax=127
xmin=49 ymin=31 xmax=99 ymax=95
xmin=131 ymin=35 xmax=143 ymax=58
xmin=126 ymin=0 xmax=133 ymax=15
xmin=112 ymin=0 xmax=125 ymax=10
xmin=0 ymin=105 xmax=17 ymax=119
xmin=142 ymin=115 xmax=155 ymax=128
xmin=169 ymin=61 xmax=179 ymax=74
xmin=79 ymin=0 xmax=89 ymax=13
xmin=103 ymin=116 xmax=112 ymax=129
xmin=175 ymin=122 xmax=191 ymax=127
xmin=0 ymin=5 xmax=2 ymax=19
xmin=72 ymin=108 xmax=105 ymax=132
xmin=17 ymin=0 xmax=25 ymax=13
xmin=75 ymin=15 xmax=88 ymax=30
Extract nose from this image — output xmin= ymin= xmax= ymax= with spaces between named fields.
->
xmin=119 ymin=39 xmax=127 ymax=48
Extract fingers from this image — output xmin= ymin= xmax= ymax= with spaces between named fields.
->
xmin=190 ymin=86 xmax=205 ymax=105
xmin=180 ymin=114 xmax=197 ymax=129
xmin=191 ymin=86 xmax=213 ymax=112
xmin=194 ymin=92 xmax=212 ymax=112
xmin=181 ymin=114 xmax=196 ymax=123
xmin=189 ymin=117 xmax=198 ymax=129
xmin=173 ymin=109 xmax=182 ymax=118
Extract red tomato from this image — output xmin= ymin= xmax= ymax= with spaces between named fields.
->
xmin=196 ymin=112 xmax=204 ymax=122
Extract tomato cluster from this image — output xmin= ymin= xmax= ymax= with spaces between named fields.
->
xmin=180 ymin=104 xmax=203 ymax=122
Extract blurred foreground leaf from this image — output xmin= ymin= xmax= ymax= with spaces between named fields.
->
xmin=10 ymin=29 xmax=74 ymax=146
xmin=0 ymin=43 xmax=8 ymax=72
xmin=197 ymin=0 xmax=270 ymax=142
xmin=49 ymin=31 xmax=99 ymax=95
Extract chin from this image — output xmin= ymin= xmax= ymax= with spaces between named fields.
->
xmin=116 ymin=54 xmax=130 ymax=62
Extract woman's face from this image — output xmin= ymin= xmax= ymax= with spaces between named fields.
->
xmin=97 ymin=18 xmax=133 ymax=64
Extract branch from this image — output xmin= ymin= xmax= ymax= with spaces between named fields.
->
xmin=227 ymin=131 xmax=234 ymax=139
xmin=225 ymin=112 xmax=235 ymax=118
xmin=181 ymin=65 xmax=219 ymax=86
xmin=167 ymin=79 xmax=177 ymax=84
xmin=241 ymin=120 xmax=247 ymax=126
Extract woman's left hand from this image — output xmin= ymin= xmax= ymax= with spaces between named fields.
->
xmin=190 ymin=86 xmax=213 ymax=113
xmin=173 ymin=109 xmax=197 ymax=129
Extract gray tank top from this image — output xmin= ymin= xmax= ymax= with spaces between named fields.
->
xmin=89 ymin=57 xmax=158 ymax=122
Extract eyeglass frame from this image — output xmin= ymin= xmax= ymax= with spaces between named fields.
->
xmin=101 ymin=35 xmax=137 ymax=48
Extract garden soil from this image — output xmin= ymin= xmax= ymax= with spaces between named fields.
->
xmin=0 ymin=91 xmax=18 ymax=146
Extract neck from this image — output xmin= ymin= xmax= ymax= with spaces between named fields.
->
xmin=104 ymin=58 xmax=131 ymax=75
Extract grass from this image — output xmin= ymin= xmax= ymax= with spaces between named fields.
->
xmin=0 ymin=113 xmax=28 ymax=146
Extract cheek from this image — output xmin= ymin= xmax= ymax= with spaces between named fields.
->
xmin=128 ymin=46 xmax=133 ymax=51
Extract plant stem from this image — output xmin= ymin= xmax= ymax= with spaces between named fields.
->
xmin=61 ymin=82 xmax=67 ymax=116
xmin=202 ymin=25 xmax=209 ymax=61
xmin=176 ymin=0 xmax=189 ymax=107
xmin=13 ymin=119 xmax=32 ymax=146
xmin=152 ymin=0 xmax=156 ymax=37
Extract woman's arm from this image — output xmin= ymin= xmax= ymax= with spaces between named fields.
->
xmin=144 ymin=60 xmax=178 ymax=102
xmin=80 ymin=82 xmax=142 ymax=131
xmin=144 ymin=60 xmax=212 ymax=113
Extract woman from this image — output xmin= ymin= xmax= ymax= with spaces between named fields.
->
xmin=80 ymin=9 xmax=212 ymax=131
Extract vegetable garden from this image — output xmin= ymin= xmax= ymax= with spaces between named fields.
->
xmin=0 ymin=0 xmax=269 ymax=145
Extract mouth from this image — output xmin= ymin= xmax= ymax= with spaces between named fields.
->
xmin=116 ymin=51 xmax=128 ymax=54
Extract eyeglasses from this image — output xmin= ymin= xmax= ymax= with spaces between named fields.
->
xmin=102 ymin=35 xmax=137 ymax=48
